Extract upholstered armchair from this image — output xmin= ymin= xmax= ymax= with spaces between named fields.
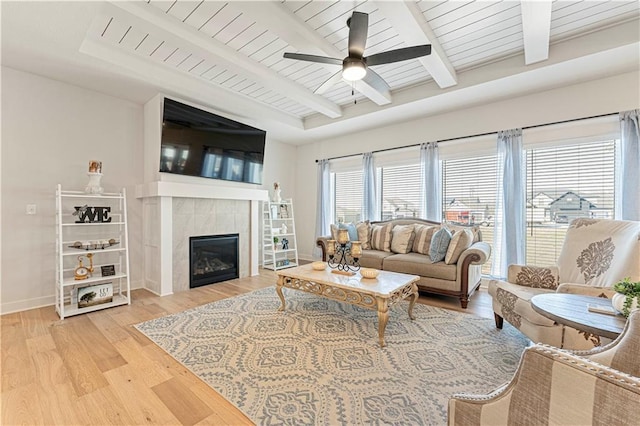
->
xmin=489 ymin=218 xmax=640 ymax=349
xmin=448 ymin=310 xmax=640 ymax=425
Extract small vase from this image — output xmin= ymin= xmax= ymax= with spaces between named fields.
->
xmin=612 ymin=292 xmax=639 ymax=317
xmin=85 ymin=172 xmax=104 ymax=194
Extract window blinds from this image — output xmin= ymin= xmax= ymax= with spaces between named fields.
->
xmin=525 ymin=140 xmax=616 ymax=266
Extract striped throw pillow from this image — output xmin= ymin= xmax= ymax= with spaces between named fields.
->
xmin=356 ymin=221 xmax=371 ymax=249
xmin=370 ymin=223 xmax=393 ymax=252
xmin=445 ymin=228 xmax=473 ymax=264
xmin=412 ymin=225 xmax=438 ymax=254
xmin=390 ymin=224 xmax=415 ymax=254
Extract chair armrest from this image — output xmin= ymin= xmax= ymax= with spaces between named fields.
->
xmin=457 ymin=241 xmax=491 ymax=266
xmin=315 ymin=236 xmax=332 ymax=261
xmin=556 ymin=283 xmax=616 ymax=298
xmin=507 ymin=265 xmax=559 ymax=289
xmin=448 ymin=344 xmax=640 ymax=425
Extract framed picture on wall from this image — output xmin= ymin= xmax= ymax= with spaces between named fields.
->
xmin=279 ymin=204 xmax=290 ymax=218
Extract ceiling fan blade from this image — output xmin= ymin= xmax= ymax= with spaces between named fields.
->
xmin=283 ymin=52 xmax=342 ymax=66
xmin=365 ymin=45 xmax=432 ymax=66
xmin=361 ymin=68 xmax=390 ymax=98
xmin=315 ymin=71 xmax=343 ymax=95
xmin=348 ymin=12 xmax=369 ymax=58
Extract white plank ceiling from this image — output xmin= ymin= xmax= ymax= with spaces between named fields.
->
xmin=82 ymin=0 xmax=639 ymax=121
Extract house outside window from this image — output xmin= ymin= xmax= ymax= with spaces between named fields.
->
xmin=381 ymin=164 xmax=421 ymax=220
xmin=525 ymin=140 xmax=615 ymax=266
xmin=442 ymin=154 xmax=498 ymax=275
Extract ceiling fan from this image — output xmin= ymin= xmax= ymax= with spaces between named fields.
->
xmin=283 ymin=11 xmax=431 ymax=96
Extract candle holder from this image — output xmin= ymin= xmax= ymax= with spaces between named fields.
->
xmin=327 ymin=232 xmax=362 ymax=276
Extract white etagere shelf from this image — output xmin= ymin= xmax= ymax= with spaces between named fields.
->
xmin=262 ymin=199 xmax=299 ymax=271
xmin=55 ymin=184 xmax=131 ymax=319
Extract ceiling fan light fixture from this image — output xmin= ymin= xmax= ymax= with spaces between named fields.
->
xmin=342 ymin=61 xmax=367 ymax=81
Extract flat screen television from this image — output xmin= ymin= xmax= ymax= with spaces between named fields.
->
xmin=160 ymin=98 xmax=266 ymax=184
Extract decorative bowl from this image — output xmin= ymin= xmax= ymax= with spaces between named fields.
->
xmin=311 ymin=261 xmax=327 ymax=271
xmin=360 ymin=268 xmax=380 ymax=279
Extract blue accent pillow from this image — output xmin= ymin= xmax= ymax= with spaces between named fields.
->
xmin=429 ymin=227 xmax=452 ymax=262
xmin=339 ymin=222 xmax=358 ymax=242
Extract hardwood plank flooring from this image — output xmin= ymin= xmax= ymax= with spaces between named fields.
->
xmin=1 ymin=269 xmax=494 ymax=425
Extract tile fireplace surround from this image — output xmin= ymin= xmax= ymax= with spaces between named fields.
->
xmin=136 ymin=181 xmax=269 ymax=295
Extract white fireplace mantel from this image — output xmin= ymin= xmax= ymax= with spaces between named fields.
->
xmin=135 ymin=181 xmax=269 ymax=201
xmin=135 ymin=181 xmax=269 ymax=296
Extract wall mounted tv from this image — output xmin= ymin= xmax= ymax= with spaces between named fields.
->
xmin=160 ymin=98 xmax=266 ymax=184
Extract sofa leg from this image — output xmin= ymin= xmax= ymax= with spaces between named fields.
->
xmin=494 ymin=313 xmax=504 ymax=329
xmin=459 ymin=298 xmax=469 ymax=309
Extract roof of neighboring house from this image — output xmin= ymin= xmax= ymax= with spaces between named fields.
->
xmin=549 ymin=191 xmax=597 ymax=208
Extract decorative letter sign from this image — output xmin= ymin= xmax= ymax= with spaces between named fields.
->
xmin=74 ymin=206 xmax=112 ymax=223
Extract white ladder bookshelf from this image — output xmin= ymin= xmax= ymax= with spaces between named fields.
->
xmin=55 ymin=184 xmax=131 ymax=319
xmin=262 ymin=199 xmax=298 ymax=271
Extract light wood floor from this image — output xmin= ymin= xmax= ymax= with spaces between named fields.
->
xmin=1 ymin=269 xmax=494 ymax=425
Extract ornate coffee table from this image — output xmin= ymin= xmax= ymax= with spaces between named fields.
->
xmin=276 ymin=264 xmax=420 ymax=347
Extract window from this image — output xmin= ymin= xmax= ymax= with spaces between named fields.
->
xmin=525 ymin=140 xmax=615 ymax=266
xmin=334 ymin=170 xmax=363 ymax=224
xmin=442 ymin=155 xmax=498 ymax=274
xmin=327 ymin=121 xmax=618 ymax=278
xmin=381 ymin=164 xmax=421 ymax=220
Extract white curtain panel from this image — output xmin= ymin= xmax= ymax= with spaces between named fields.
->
xmin=492 ymin=129 xmax=526 ymax=278
xmin=314 ymin=159 xmax=332 ymax=258
xmin=362 ymin=152 xmax=379 ymax=221
xmin=420 ymin=142 xmax=442 ymax=222
xmin=617 ymin=110 xmax=640 ymax=221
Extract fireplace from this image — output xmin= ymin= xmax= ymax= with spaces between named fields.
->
xmin=189 ymin=234 xmax=239 ymax=288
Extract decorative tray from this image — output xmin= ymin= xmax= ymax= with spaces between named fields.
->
xmin=68 ymin=240 xmax=119 ymax=250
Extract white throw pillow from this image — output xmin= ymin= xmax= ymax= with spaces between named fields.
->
xmin=390 ymin=225 xmax=415 ymax=254
xmin=445 ymin=228 xmax=473 ymax=264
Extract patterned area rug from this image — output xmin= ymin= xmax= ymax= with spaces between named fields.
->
xmin=135 ymin=287 xmax=529 ymax=425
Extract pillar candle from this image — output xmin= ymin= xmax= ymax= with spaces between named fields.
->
xmin=326 ymin=240 xmax=336 ymax=255
xmin=337 ymin=228 xmax=349 ymax=245
xmin=351 ymin=241 xmax=362 ymax=257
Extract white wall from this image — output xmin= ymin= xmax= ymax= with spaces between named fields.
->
xmin=294 ymin=71 xmax=640 ymax=260
xmin=0 ymin=66 xmax=299 ymax=314
xmin=0 ymin=67 xmax=144 ymax=313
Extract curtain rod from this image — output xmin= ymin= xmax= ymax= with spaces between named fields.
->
xmin=315 ymin=111 xmax=619 ymax=163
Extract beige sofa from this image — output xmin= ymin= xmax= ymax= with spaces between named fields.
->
xmin=316 ymin=218 xmax=491 ymax=308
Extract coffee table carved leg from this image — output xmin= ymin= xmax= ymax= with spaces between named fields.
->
xmin=376 ymin=297 xmax=390 ymax=348
xmin=407 ymin=282 xmax=418 ymax=320
xmin=276 ymin=276 xmax=286 ymax=311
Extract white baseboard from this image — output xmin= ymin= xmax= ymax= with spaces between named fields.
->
xmin=0 ymin=280 xmax=145 ymax=315
xmin=1 ymin=295 xmax=55 ymax=316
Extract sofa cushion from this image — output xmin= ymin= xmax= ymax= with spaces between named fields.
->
xmin=448 ymin=224 xmax=481 ymax=243
xmin=383 ymin=253 xmax=457 ymax=281
xmin=359 ymin=250 xmax=394 ymax=270
xmin=557 ymin=218 xmax=640 ymax=287
xmin=445 ymin=228 xmax=473 ymax=265
xmin=370 ymin=223 xmax=393 ymax=252
xmin=412 ymin=224 xmax=438 ymax=255
xmin=429 ymin=227 xmax=452 ymax=262
xmin=330 ymin=223 xmax=339 ymax=241
xmin=488 ymin=279 xmax=556 ymax=327
xmin=356 ymin=221 xmax=371 ymax=249
xmin=340 ymin=222 xmax=358 ymax=241
xmin=390 ymin=224 xmax=415 ymax=254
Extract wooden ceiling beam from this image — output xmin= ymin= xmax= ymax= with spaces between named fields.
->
xmin=521 ymin=0 xmax=553 ymax=65
xmin=373 ymin=1 xmax=457 ymax=89
xmin=108 ymin=1 xmax=342 ymax=118
xmin=228 ymin=1 xmax=392 ymax=105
